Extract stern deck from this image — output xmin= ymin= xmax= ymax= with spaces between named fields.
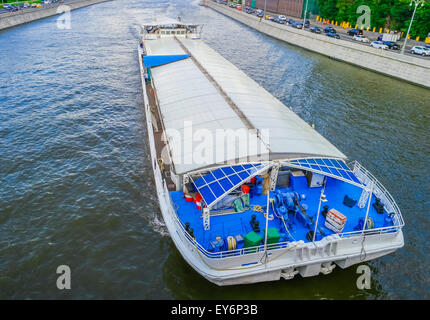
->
xmin=171 ymin=174 xmax=394 ymax=252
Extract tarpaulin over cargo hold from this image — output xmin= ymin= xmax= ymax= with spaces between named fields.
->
xmin=143 ymin=54 xmax=190 ymax=67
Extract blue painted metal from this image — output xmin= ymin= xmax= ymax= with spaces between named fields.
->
xmin=143 ymin=54 xmax=190 ymax=67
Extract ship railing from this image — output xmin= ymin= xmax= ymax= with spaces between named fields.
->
xmin=337 ymin=224 xmax=400 ymax=239
xmin=340 ymin=160 xmax=405 ymax=238
xmin=162 ymin=180 xmax=294 ymax=259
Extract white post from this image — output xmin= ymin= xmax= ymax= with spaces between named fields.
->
xmin=303 ymin=0 xmax=309 ymax=27
xmin=312 ymin=189 xmax=324 ymax=242
xmin=263 ymin=163 xmax=278 ymax=265
xmin=361 ymin=182 xmax=374 ymax=234
xmin=263 ymin=0 xmax=266 ymax=19
xmin=263 ymin=186 xmax=270 ymax=257
xmin=401 ymin=0 xmax=424 ymax=55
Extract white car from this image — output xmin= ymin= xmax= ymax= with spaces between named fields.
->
xmin=278 ymin=15 xmax=287 ymax=21
xmin=370 ymin=41 xmax=388 ymax=49
xmin=353 ymin=35 xmax=370 ymax=43
xmin=411 ymin=46 xmax=430 ymax=56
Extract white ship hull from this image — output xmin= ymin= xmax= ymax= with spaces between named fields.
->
xmin=137 ymin=43 xmax=404 ymax=285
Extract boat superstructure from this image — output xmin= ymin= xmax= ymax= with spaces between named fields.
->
xmin=138 ymin=19 xmax=404 ymax=285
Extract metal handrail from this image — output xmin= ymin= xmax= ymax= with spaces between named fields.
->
xmin=347 ymin=160 xmax=404 ymax=227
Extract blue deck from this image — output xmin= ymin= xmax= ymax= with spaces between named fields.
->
xmin=170 ymin=173 xmax=394 ymax=252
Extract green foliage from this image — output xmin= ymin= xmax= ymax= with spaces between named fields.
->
xmin=317 ymin=0 xmax=430 ymax=38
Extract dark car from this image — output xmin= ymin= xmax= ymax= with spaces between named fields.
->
xmin=293 ymin=22 xmax=303 ymax=29
xmin=326 ymin=32 xmax=340 ymax=39
xmin=347 ymin=28 xmax=363 ymax=36
xmin=304 ymin=20 xmax=310 ymax=28
xmin=7 ymin=6 xmax=19 ymax=12
xmin=383 ymin=41 xmax=400 ymax=50
xmin=324 ymin=26 xmax=336 ymax=33
xmin=287 ymin=19 xmax=296 ymax=25
xmin=310 ymin=26 xmax=321 ymax=34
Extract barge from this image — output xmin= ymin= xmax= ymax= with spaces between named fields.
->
xmin=138 ymin=19 xmax=404 ymax=286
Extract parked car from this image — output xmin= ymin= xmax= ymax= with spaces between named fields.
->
xmin=310 ymin=26 xmax=321 ymax=34
xmin=370 ymin=41 xmax=388 ymax=49
xmin=6 ymin=5 xmax=19 ymax=12
xmin=278 ymin=15 xmax=287 ymax=22
xmin=265 ymin=15 xmax=273 ymax=21
xmin=383 ymin=41 xmax=399 ymax=50
xmin=326 ymin=32 xmax=340 ymax=39
xmin=228 ymin=3 xmax=235 ymax=8
xmin=292 ymin=22 xmax=303 ymax=29
xmin=324 ymin=26 xmax=336 ymax=33
xmin=347 ymin=28 xmax=363 ymax=36
xmin=410 ymin=46 xmax=430 ymax=56
xmin=303 ymin=20 xmax=310 ymax=28
xmin=353 ymin=35 xmax=370 ymax=43
xmin=287 ymin=19 xmax=296 ymax=25
xmin=236 ymin=5 xmax=242 ymax=11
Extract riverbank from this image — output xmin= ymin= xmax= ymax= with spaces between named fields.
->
xmin=204 ymin=0 xmax=430 ymax=89
xmin=0 ymin=0 xmax=113 ymax=31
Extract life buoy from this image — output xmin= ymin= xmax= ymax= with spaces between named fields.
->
xmin=185 ymin=194 xmax=193 ymax=202
xmin=227 ymin=236 xmax=237 ymax=250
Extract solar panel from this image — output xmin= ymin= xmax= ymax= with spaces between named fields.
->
xmin=287 ymin=158 xmax=363 ymax=186
xmin=192 ymin=163 xmax=265 ymax=207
